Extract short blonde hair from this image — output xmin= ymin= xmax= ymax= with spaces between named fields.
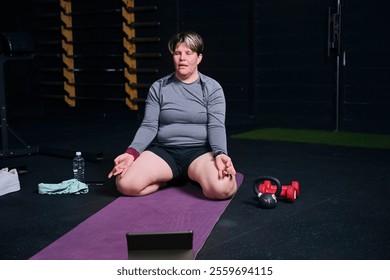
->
xmin=168 ymin=31 xmax=204 ymax=55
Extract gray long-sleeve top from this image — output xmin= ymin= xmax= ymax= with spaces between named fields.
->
xmin=128 ymin=72 xmax=228 ymax=156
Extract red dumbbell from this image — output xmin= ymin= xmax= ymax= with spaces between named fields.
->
xmin=257 ymin=179 xmax=300 ymax=202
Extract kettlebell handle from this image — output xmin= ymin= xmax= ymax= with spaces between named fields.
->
xmin=253 ymin=176 xmax=282 ymax=197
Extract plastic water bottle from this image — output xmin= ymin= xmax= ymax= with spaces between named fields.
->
xmin=73 ymin=151 xmax=85 ymax=182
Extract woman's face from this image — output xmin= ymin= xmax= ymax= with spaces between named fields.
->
xmin=172 ymin=42 xmax=202 ymax=82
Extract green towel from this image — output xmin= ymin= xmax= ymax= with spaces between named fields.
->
xmin=38 ymin=179 xmax=89 ymax=195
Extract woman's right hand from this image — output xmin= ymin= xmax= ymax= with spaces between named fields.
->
xmin=107 ymin=153 xmax=135 ymax=178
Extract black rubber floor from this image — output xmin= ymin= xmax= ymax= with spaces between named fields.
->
xmin=197 ymin=138 xmax=390 ymax=259
xmin=1 ymin=115 xmax=390 ymax=260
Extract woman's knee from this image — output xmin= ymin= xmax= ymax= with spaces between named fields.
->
xmin=115 ymin=174 xmax=146 ymax=196
xmin=202 ymin=178 xmax=237 ymax=200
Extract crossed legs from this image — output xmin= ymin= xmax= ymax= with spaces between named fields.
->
xmin=115 ymin=151 xmax=237 ymax=200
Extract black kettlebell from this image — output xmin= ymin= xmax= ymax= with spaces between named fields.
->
xmin=253 ymin=176 xmax=282 ymax=209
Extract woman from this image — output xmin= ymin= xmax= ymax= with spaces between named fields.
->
xmin=108 ymin=31 xmax=237 ymax=200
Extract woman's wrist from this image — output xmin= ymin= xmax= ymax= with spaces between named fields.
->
xmin=213 ymin=151 xmax=226 ymax=158
xmin=125 ymin=147 xmax=140 ymax=160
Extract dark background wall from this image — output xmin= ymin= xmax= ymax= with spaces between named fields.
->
xmin=1 ymin=0 xmax=389 ymax=134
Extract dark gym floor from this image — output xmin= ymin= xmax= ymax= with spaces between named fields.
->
xmin=1 ymin=114 xmax=390 ymax=260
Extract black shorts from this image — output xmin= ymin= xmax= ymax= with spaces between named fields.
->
xmin=146 ymin=145 xmax=211 ymax=181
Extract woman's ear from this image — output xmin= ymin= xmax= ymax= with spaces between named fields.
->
xmin=197 ymin=53 xmax=203 ymax=65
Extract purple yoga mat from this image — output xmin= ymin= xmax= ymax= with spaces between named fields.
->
xmin=30 ymin=173 xmax=244 ymax=260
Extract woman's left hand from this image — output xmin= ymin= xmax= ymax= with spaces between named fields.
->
xmin=214 ymin=154 xmax=236 ymax=179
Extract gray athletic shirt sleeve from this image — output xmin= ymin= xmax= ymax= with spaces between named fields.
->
xmin=128 ymin=72 xmax=228 ymax=155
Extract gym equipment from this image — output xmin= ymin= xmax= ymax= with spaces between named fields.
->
xmin=253 ymin=176 xmax=300 ymax=209
xmin=253 ymin=176 xmax=281 ymax=209
xmin=0 ymin=32 xmax=35 ymax=157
